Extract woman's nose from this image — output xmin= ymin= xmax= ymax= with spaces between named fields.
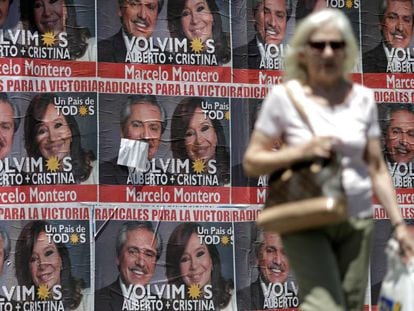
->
xmin=48 ymin=128 xmax=59 ymax=141
xmin=190 ymin=12 xmax=199 ymax=25
xmin=189 ymin=258 xmax=197 ymax=270
xmin=43 ymin=3 xmax=53 ymax=16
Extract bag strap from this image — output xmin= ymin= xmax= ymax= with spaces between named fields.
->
xmin=284 ymin=81 xmax=315 ymax=136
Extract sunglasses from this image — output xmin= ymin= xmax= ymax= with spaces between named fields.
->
xmin=308 ymin=41 xmax=346 ymax=51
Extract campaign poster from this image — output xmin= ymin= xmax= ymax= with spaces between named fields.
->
xmin=0 ymin=92 xmax=97 ymax=204
xmin=99 ymin=94 xmax=230 ymax=204
xmin=232 ymin=0 xmax=361 ymax=87
xmin=95 ymin=205 xmax=235 ymax=311
xmin=378 ymin=103 xmax=414 ymax=189
xmin=97 ymin=0 xmax=232 ymax=101
xmin=0 ymin=0 xmax=96 ymax=89
xmin=0 ymin=205 xmax=92 ymax=311
xmin=362 ymin=0 xmax=414 ymax=96
xmin=231 ymin=0 xmax=294 ymax=71
xmin=361 ymin=0 xmax=414 ymax=74
xmin=97 ymin=0 xmax=230 ymax=65
xmin=234 ymin=221 xmax=300 ymax=310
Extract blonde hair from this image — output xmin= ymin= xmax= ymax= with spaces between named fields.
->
xmin=284 ymin=8 xmax=358 ymax=82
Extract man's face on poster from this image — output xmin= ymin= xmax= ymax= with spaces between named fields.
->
xmin=0 ymin=101 xmax=14 ymax=160
xmin=117 ymin=228 xmax=158 ymax=286
xmin=254 ymin=0 xmax=288 ymax=45
xmin=119 ymin=0 xmax=159 ymax=39
xmin=122 ymin=102 xmax=163 ymax=160
xmin=257 ymin=232 xmax=289 ymax=284
xmin=0 ymin=0 xmax=10 ymax=28
xmin=386 ymin=110 xmax=414 ymax=163
xmin=381 ymin=0 xmax=413 ymax=48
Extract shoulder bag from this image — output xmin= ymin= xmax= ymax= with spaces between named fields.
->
xmin=256 ymin=82 xmax=347 ymax=234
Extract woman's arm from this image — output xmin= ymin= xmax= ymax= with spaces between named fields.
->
xmin=365 ymin=137 xmax=414 ymax=259
xmin=243 ymin=130 xmax=335 ymax=177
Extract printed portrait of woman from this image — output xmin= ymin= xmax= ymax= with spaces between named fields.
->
xmin=24 ymin=93 xmax=97 ymax=184
xmin=20 ymin=0 xmax=95 ymax=61
xmin=170 ymin=97 xmax=230 ymax=186
xmin=15 ymin=220 xmax=91 ymax=311
xmin=167 ymin=0 xmax=230 ymax=65
xmin=165 ymin=223 xmax=235 ymax=311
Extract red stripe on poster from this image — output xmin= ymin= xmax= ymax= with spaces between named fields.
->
xmin=232 ymin=187 xmax=267 ymax=204
xmin=99 ymin=185 xmax=230 ymax=203
xmin=98 ymin=63 xmax=231 ymax=82
xmin=0 ymin=57 xmax=96 ymax=77
xmin=363 ymin=73 xmax=414 ymax=88
xmin=0 ymin=185 xmax=97 ymax=204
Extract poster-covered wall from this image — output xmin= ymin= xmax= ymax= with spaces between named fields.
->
xmin=0 ymin=0 xmax=413 ymax=310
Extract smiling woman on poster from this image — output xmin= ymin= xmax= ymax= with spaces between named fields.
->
xmin=20 ymin=0 xmax=96 ymax=61
xmin=167 ymin=0 xmax=230 ymax=65
xmin=24 ymin=93 xmax=97 ymax=184
xmin=170 ymin=97 xmax=230 ymax=186
xmin=15 ymin=220 xmax=91 ymax=311
xmin=165 ymin=223 xmax=235 ymax=311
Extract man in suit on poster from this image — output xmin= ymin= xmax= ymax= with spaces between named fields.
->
xmin=95 ymin=221 xmax=163 ymax=311
xmin=98 ymin=0 xmax=164 ymax=63
xmin=232 ymin=0 xmax=292 ymax=69
xmin=237 ymin=230 xmax=298 ymax=310
xmin=0 ymin=93 xmax=23 ymax=186
xmin=383 ymin=105 xmax=414 ymax=164
xmin=100 ymin=94 xmax=167 ymax=185
xmin=363 ymin=0 xmax=414 ymax=73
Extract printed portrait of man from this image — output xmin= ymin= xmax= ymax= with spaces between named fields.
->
xmin=0 ymin=94 xmax=20 ymax=186
xmin=382 ymin=105 xmax=414 ymax=164
xmin=94 ymin=221 xmax=163 ymax=311
xmin=98 ymin=0 xmax=165 ymax=63
xmin=0 ymin=94 xmax=18 ymax=162
xmin=379 ymin=103 xmax=414 ymax=189
xmin=233 ymin=0 xmax=292 ymax=69
xmin=363 ymin=0 xmax=414 ymax=73
xmin=100 ymin=94 xmax=167 ymax=185
xmin=237 ymin=229 xmax=299 ymax=310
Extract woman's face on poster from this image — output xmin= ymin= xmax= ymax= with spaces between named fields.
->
xmin=181 ymin=0 xmax=214 ymax=43
xmin=30 ymin=231 xmax=62 ymax=289
xmin=33 ymin=0 xmax=67 ymax=34
xmin=179 ymin=233 xmax=213 ymax=288
xmin=35 ymin=103 xmax=72 ymax=160
xmin=184 ymin=107 xmax=218 ymax=162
